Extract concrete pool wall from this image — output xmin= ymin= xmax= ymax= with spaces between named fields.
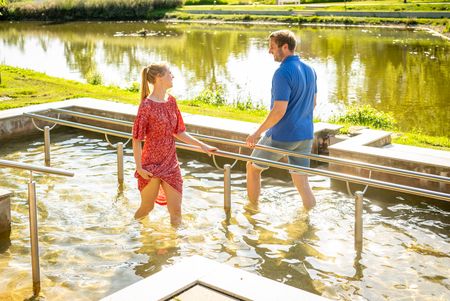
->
xmin=1 ymin=97 xmax=449 ymax=196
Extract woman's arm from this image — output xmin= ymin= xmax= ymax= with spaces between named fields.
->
xmin=174 ymin=131 xmax=217 ymax=154
xmin=132 ymin=138 xmax=152 ymax=179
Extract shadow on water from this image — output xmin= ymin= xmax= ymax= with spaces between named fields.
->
xmin=0 ymin=230 xmax=11 ymax=254
xmin=222 ymin=203 xmax=324 ymax=295
xmin=133 ymin=221 xmax=181 ymax=279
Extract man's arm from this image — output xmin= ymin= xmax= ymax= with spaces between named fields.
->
xmin=246 ymin=100 xmax=288 ymax=148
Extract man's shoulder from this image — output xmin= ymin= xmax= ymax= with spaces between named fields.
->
xmin=273 ymin=67 xmax=289 ymax=82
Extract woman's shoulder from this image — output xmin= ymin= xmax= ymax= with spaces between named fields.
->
xmin=168 ymin=94 xmax=179 ymax=107
xmin=137 ymin=98 xmax=152 ymax=113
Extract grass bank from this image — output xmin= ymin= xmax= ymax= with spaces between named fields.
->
xmin=164 ymin=12 xmax=449 ymax=37
xmin=181 ymin=3 xmax=450 ymax=12
xmin=0 ymin=65 xmax=448 ymax=151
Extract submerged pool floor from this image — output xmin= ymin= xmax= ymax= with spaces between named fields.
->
xmin=0 ymin=129 xmax=449 ymax=300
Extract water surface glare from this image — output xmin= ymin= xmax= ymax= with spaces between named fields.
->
xmin=0 ymin=129 xmax=449 ymax=300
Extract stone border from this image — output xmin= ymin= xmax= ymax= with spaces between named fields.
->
xmin=328 ymin=129 xmax=450 ymax=193
xmin=100 ymin=255 xmax=329 ymax=301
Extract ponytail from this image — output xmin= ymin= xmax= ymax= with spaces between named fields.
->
xmin=140 ymin=67 xmax=150 ymax=102
xmin=140 ymin=63 xmax=168 ymax=102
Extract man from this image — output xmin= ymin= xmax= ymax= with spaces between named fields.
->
xmin=246 ymin=30 xmax=317 ymax=209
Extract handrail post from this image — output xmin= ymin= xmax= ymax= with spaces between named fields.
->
xmin=355 ymin=191 xmax=363 ymax=249
xmin=44 ymin=126 xmax=50 ymax=167
xmin=224 ymin=164 xmax=231 ymax=213
xmin=28 ymin=177 xmax=41 ymax=297
xmin=117 ymin=142 xmax=124 ymax=185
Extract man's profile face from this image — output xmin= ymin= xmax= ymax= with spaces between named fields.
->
xmin=268 ymin=38 xmax=284 ymax=62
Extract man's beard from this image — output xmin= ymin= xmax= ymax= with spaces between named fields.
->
xmin=274 ymin=49 xmax=283 ymax=62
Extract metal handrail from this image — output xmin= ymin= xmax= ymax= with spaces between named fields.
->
xmin=0 ymin=159 xmax=73 ymax=297
xmin=48 ymin=108 xmax=450 ymax=185
xmin=189 ymin=133 xmax=450 ymax=184
xmin=25 ymin=112 xmax=130 ymax=139
xmin=52 ymin=108 xmax=133 ymax=126
xmin=0 ymin=159 xmax=74 ymax=177
xmin=23 ymin=111 xmax=450 ymax=202
xmin=175 ymin=143 xmax=450 ymax=202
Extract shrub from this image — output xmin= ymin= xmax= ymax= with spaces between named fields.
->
xmin=444 ymin=20 xmax=450 ymax=33
xmin=184 ymin=0 xmax=226 ymax=5
xmin=126 ymin=82 xmax=140 ymax=92
xmin=86 ymin=71 xmax=103 ymax=85
xmin=233 ymin=97 xmax=264 ymax=111
xmin=330 ymin=105 xmax=396 ymax=130
xmin=192 ymin=85 xmax=226 ymax=106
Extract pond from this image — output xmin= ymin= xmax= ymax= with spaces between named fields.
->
xmin=0 ymin=21 xmax=449 ymax=137
xmin=0 ymin=129 xmax=448 ymax=300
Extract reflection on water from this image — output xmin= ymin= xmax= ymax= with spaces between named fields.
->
xmin=0 ymin=22 xmax=449 ymax=137
xmin=0 ymin=129 xmax=449 ymax=300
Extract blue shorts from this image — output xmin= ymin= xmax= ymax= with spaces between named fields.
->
xmin=250 ymin=135 xmax=313 ymax=174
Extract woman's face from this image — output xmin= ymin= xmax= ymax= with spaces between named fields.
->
xmin=158 ymin=67 xmax=174 ymax=89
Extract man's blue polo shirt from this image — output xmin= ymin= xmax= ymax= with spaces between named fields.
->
xmin=266 ymin=55 xmax=317 ymax=142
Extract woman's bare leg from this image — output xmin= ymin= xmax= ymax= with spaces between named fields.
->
xmin=161 ymin=181 xmax=182 ymax=227
xmin=134 ymin=178 xmax=161 ymax=220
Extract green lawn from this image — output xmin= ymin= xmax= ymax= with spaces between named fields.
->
xmin=0 ymin=65 xmax=448 ymax=151
xmin=181 ymin=2 xmax=450 ymax=11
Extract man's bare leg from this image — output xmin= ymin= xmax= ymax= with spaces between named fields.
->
xmin=291 ymin=173 xmax=316 ymax=210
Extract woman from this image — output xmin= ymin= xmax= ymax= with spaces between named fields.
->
xmin=132 ymin=63 xmax=217 ymax=226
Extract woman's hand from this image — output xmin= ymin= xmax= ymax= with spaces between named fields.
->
xmin=200 ymin=143 xmax=218 ymax=156
xmin=137 ymin=168 xmax=153 ymax=180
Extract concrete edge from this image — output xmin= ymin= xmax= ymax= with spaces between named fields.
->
xmin=0 ymin=189 xmax=13 ymax=200
xmin=328 ymin=128 xmax=450 ymax=168
xmin=100 ymin=255 xmax=329 ymax=301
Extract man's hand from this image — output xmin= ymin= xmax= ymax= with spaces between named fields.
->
xmin=137 ymin=168 xmax=153 ymax=180
xmin=246 ymin=132 xmax=260 ymax=148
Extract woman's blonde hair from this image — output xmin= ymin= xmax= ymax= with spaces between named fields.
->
xmin=140 ymin=63 xmax=168 ymax=101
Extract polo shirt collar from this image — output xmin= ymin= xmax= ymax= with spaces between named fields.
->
xmin=281 ymin=54 xmax=299 ymax=65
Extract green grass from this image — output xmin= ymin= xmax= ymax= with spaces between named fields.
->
xmin=181 ymin=2 xmax=450 ymax=11
xmin=166 ymin=11 xmax=448 ymax=29
xmin=1 ymin=65 xmax=448 ymax=151
xmin=392 ymin=132 xmax=450 ymax=151
xmin=324 ymin=3 xmax=449 ymax=11
xmin=0 ymin=65 xmax=137 ymax=109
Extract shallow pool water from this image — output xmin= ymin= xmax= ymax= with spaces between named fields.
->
xmin=0 ymin=129 xmax=449 ymax=300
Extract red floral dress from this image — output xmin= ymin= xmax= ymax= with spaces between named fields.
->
xmin=132 ymin=95 xmax=186 ymax=205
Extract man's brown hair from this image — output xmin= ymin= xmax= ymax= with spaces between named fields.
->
xmin=269 ymin=30 xmax=297 ymax=52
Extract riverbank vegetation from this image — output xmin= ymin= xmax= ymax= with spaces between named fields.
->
xmin=1 ymin=65 xmax=448 ymax=150
xmin=167 ymin=12 xmax=449 ymax=31
xmin=1 ymin=0 xmax=180 ymax=20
